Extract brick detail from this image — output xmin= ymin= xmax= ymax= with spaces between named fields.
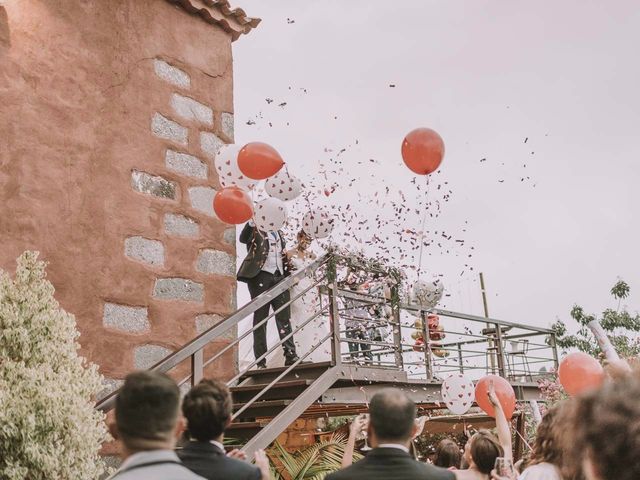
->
xmin=153 ymin=278 xmax=204 ymax=302
xmin=102 ymin=302 xmax=150 ymax=332
xmin=151 ymin=113 xmax=188 ymax=145
xmin=154 ymin=59 xmax=190 ymax=89
xmin=196 ymin=249 xmax=235 ymax=277
xmin=171 ymin=93 xmax=213 ymax=126
xmin=134 ymin=344 xmax=172 ymax=369
xmin=131 ymin=170 xmax=177 ymax=200
xmin=200 ymin=131 xmax=224 ymax=158
xmin=195 ymin=313 xmax=224 ymax=335
xmin=165 ymin=149 xmax=207 ymax=179
xmin=164 ymin=213 xmax=200 ymax=238
xmin=124 ymin=236 xmax=165 ymax=266
xmin=97 ymin=378 xmax=124 ymax=401
xmin=223 ymin=227 xmax=235 ymax=244
xmin=221 ymin=112 xmax=234 ymax=141
xmin=188 ymin=186 xmax=216 ymax=217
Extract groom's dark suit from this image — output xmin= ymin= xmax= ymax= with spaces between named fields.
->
xmin=237 ymin=223 xmax=297 ymax=366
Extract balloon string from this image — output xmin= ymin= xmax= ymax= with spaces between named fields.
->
xmin=416 ymin=176 xmax=431 ymax=279
xmin=514 ymin=428 xmax=533 ymax=452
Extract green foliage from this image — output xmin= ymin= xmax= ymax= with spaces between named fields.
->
xmin=551 ymin=280 xmax=640 ymax=357
xmin=0 ymin=252 xmax=109 ymax=479
xmin=269 ymin=432 xmax=362 ymax=480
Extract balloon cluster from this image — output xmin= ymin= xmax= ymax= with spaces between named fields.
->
xmin=212 ymin=141 xmax=335 ymax=236
xmin=411 ymin=314 xmax=448 ymax=357
xmin=438 ymin=373 xmax=516 ymax=418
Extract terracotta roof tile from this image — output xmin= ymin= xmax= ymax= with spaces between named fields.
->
xmin=166 ymin=0 xmax=260 ymax=41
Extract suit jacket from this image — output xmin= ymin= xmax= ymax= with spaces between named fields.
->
xmin=108 ymin=450 xmax=205 ymax=480
xmin=177 ymin=441 xmax=260 ymax=480
xmin=236 ymin=223 xmax=289 ymax=282
xmin=326 ymin=447 xmax=455 ymax=480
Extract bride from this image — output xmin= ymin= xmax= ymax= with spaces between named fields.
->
xmin=285 ymin=230 xmax=331 ymax=364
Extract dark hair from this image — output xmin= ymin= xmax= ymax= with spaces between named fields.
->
xmin=470 ymin=430 xmax=503 ymax=475
xmin=564 ymin=373 xmax=640 ymax=480
xmin=182 ymin=379 xmax=232 ymax=442
xmin=530 ymin=403 xmax=564 ymax=467
xmin=434 ymin=439 xmax=461 ymax=469
xmin=369 ymin=388 xmax=416 ymax=443
xmin=115 ymin=371 xmax=180 ymax=446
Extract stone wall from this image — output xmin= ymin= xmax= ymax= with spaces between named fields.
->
xmin=0 ymin=0 xmax=240 ymax=394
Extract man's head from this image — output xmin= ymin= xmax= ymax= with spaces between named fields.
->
xmin=182 ymin=379 xmax=232 ymax=442
xmin=368 ymin=388 xmax=417 ymax=446
xmin=112 ymin=371 xmax=182 ymax=453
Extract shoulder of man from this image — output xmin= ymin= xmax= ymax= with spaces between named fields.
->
xmin=111 ymin=463 xmax=205 ymax=480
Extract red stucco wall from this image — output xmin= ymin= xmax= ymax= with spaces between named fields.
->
xmin=0 ymin=0 xmax=237 ymax=383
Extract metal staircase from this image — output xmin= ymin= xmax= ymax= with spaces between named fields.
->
xmin=96 ymin=253 xmax=559 ymax=458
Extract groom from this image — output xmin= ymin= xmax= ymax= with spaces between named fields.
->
xmin=237 ymin=222 xmax=299 ymax=369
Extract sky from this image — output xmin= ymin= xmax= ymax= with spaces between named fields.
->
xmin=231 ymin=0 xmax=640 ymax=333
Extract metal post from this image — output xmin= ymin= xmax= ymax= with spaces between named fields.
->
xmin=191 ymin=350 xmax=204 ymax=386
xmin=550 ymin=332 xmax=559 ymax=371
xmin=480 ymin=272 xmax=496 ymax=373
xmin=495 ymin=322 xmax=507 ymax=378
xmin=457 ymin=342 xmax=464 ymax=374
xmin=329 ymin=279 xmax=342 ymax=367
xmin=421 ymin=311 xmax=433 ymax=380
xmin=392 ymin=286 xmax=403 ymax=370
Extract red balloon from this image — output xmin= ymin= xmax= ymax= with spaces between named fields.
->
xmin=475 ymin=375 xmax=516 ymax=419
xmin=401 ymin=128 xmax=445 ymax=175
xmin=558 ymin=352 xmax=604 ymax=396
xmin=237 ymin=142 xmax=284 ymax=180
xmin=213 ymin=187 xmax=253 ymax=225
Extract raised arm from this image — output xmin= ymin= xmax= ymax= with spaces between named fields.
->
xmin=239 ymin=222 xmax=255 ymax=244
xmin=342 ymin=415 xmax=367 ymax=468
xmin=487 ymin=381 xmax=512 ymax=461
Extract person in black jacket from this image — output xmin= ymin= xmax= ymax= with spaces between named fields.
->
xmin=326 ymin=388 xmax=455 ymax=480
xmin=178 ymin=379 xmax=269 ymax=480
xmin=237 ymin=222 xmax=298 ymax=368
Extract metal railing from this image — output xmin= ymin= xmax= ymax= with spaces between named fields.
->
xmin=96 ymin=253 xmax=559 ymax=416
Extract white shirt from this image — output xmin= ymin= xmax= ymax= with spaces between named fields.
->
xmin=261 ymin=231 xmax=284 ymax=274
xmin=377 ymin=443 xmax=410 ymax=453
xmin=519 ymin=462 xmax=562 ymax=480
xmin=210 ymin=440 xmax=225 ymax=453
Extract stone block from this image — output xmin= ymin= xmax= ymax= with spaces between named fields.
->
xmin=165 ymin=149 xmax=207 ymax=179
xmin=221 ymin=112 xmax=234 ymax=141
xmin=223 ymin=227 xmax=236 ymax=244
xmin=151 ymin=113 xmax=188 ymax=145
xmin=200 ymin=131 xmax=224 ymax=158
xmin=97 ymin=378 xmax=124 ymax=401
xmin=134 ymin=344 xmax=172 ymax=370
xmin=196 ymin=249 xmax=235 ymax=277
xmin=171 ymin=93 xmax=213 ymax=126
xmin=164 ymin=213 xmax=199 ymax=238
xmin=153 ymin=278 xmax=204 ymax=302
xmin=131 ymin=170 xmax=177 ymax=200
xmin=195 ymin=313 xmax=223 ymax=334
xmin=102 ymin=302 xmax=150 ymax=332
xmin=100 ymin=455 xmax=123 ymax=479
xmin=154 ymin=59 xmax=190 ymax=89
xmin=188 ymin=186 xmax=216 ymax=217
xmin=124 ymin=236 xmax=165 ymax=266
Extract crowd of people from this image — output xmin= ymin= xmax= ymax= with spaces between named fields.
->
xmin=106 ymin=359 xmax=639 ymax=480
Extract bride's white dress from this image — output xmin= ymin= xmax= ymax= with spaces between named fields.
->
xmin=267 ymin=255 xmax=331 ymax=367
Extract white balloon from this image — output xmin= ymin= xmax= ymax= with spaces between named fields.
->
xmin=254 ymin=197 xmax=288 ymax=232
xmin=302 ymin=208 xmax=334 ymax=239
xmin=265 ymin=170 xmax=302 ymax=201
xmin=441 ymin=374 xmax=474 ymax=415
xmin=409 ymin=278 xmax=444 ymax=310
xmin=214 ymin=144 xmax=257 ymax=190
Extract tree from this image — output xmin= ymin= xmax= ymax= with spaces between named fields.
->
xmin=0 ymin=252 xmax=109 ymax=479
xmin=551 ymin=280 xmax=640 ymax=358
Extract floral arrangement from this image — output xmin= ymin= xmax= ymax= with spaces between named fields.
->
xmin=0 ymin=252 xmax=109 ymax=479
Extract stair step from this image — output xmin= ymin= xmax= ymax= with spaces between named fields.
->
xmin=241 ymin=361 xmax=333 ymax=378
xmin=233 ymin=399 xmax=292 ymax=419
xmin=230 ymin=379 xmax=313 ymax=402
xmin=227 ymin=421 xmax=263 ymax=440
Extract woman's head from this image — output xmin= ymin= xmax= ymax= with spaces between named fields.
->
xmin=530 ymin=403 xmax=565 ymax=467
xmin=434 ymin=439 xmax=461 ymax=469
xmin=563 ymin=373 xmax=640 ymax=480
xmin=297 ymin=230 xmax=312 ymax=250
xmin=464 ymin=430 xmax=503 ymax=475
